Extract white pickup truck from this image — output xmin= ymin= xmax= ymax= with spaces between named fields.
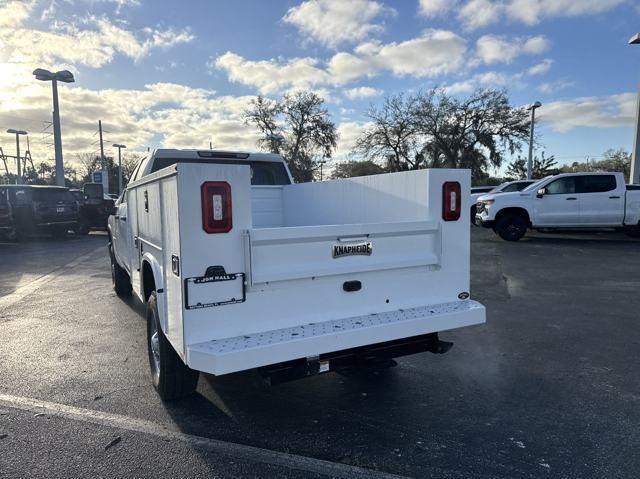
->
xmin=475 ymin=172 xmax=640 ymax=241
xmin=108 ymin=149 xmax=485 ymax=400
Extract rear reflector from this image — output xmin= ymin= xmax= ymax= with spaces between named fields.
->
xmin=201 ymin=181 xmax=232 ymax=233
xmin=442 ymin=181 xmax=461 ymax=221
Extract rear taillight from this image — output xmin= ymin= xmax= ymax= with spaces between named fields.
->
xmin=442 ymin=181 xmax=461 ymax=221
xmin=201 ymin=181 xmax=232 ymax=233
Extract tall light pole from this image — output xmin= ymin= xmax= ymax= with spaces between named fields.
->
xmin=112 ymin=144 xmax=126 ymax=194
xmin=33 ymin=68 xmax=75 ymax=186
xmin=527 ymin=101 xmax=542 ymax=180
xmin=7 ymin=129 xmax=27 ymax=184
xmin=629 ymin=33 xmax=640 ymax=184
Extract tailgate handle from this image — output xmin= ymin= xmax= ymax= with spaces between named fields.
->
xmin=343 ymin=280 xmax=362 ymax=292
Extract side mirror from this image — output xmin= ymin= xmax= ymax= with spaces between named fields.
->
xmin=536 ymin=188 xmax=546 ymax=199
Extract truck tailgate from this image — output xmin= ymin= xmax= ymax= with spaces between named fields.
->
xmin=245 ymin=220 xmax=440 ymax=285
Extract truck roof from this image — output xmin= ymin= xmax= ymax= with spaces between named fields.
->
xmin=152 ymin=149 xmax=284 ymax=163
xmin=0 ymin=184 xmax=69 ymax=191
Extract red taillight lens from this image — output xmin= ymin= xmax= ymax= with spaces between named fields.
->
xmin=201 ymin=181 xmax=232 ymax=233
xmin=442 ymin=181 xmax=461 ymax=221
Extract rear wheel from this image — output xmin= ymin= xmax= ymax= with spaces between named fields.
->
xmin=109 ymin=243 xmax=132 ymax=296
xmin=51 ymin=226 xmax=68 ymax=239
xmin=470 ymin=205 xmax=477 ymax=225
xmin=76 ymin=221 xmax=90 ymax=235
xmin=624 ymin=225 xmax=640 ymax=238
xmin=147 ymin=291 xmax=199 ymax=401
xmin=495 ymin=213 xmax=527 ymax=241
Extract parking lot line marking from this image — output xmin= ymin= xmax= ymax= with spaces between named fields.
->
xmin=0 ymin=246 xmax=103 ymax=310
xmin=0 ymin=393 xmax=411 ymax=479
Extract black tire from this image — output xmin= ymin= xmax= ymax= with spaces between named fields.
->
xmin=495 ymin=213 xmax=527 ymax=241
xmin=109 ymin=243 xmax=132 ymax=297
xmin=624 ymin=226 xmax=640 ymax=238
xmin=470 ymin=205 xmax=477 ymax=225
xmin=51 ymin=226 xmax=68 ymax=239
xmin=76 ymin=221 xmax=90 ymax=235
xmin=147 ymin=292 xmax=199 ymax=401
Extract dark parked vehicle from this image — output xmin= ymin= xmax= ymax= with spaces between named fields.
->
xmin=0 ymin=188 xmax=14 ymax=239
xmin=70 ymin=183 xmax=116 ymax=234
xmin=1 ymin=185 xmax=78 ymax=238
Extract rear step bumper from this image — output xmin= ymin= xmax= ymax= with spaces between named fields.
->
xmin=187 ymin=300 xmax=485 ymax=376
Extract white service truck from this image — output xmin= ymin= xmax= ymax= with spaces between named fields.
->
xmin=475 ymin=172 xmax=640 ymax=241
xmin=108 ymin=149 xmax=486 ymax=400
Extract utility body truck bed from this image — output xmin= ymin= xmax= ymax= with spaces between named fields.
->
xmin=108 ymin=149 xmax=485 ymax=399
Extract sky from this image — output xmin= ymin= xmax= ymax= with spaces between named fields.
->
xmin=0 ymin=0 xmax=639 ymax=175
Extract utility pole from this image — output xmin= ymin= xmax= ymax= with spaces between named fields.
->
xmin=7 ymin=129 xmax=27 ymax=184
xmin=527 ymin=102 xmax=542 ymax=180
xmin=319 ymin=159 xmax=327 ymax=181
xmin=631 ymin=83 xmax=640 ymax=183
xmin=98 ymin=120 xmax=105 ymax=170
xmin=33 ymin=69 xmax=74 ymax=186
xmin=112 ymin=143 xmax=126 ymax=194
xmin=629 ymin=33 xmax=640 ymax=184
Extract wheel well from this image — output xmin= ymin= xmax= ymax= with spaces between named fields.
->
xmin=142 ymin=261 xmax=156 ymax=301
xmin=495 ymin=207 xmax=531 ymax=226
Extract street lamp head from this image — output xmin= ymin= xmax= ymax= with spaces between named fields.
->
xmin=33 ymin=68 xmax=55 ymax=81
xmin=32 ymin=68 xmax=75 ymax=82
xmin=528 ymin=101 xmax=542 ymax=110
xmin=7 ymin=129 xmax=27 ymax=135
xmin=629 ymin=33 xmax=640 ymax=44
xmin=113 ymin=144 xmax=126 ymax=149
xmin=55 ymin=70 xmax=75 ymax=83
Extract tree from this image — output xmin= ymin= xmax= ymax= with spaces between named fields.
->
xmin=244 ymin=92 xmax=338 ymax=182
xmin=414 ymin=88 xmax=530 ymax=177
xmin=331 ymin=160 xmax=386 ymax=179
xmin=77 ymin=153 xmax=101 ymax=184
xmin=560 ymin=148 xmax=631 ymax=182
xmin=505 ymin=152 xmax=558 ymax=179
xmin=354 ymin=93 xmax=427 ymax=172
xmin=121 ymin=153 xmax=143 ymax=185
xmin=353 ymin=88 xmax=531 ymax=179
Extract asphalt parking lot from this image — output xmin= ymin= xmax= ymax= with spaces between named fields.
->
xmin=0 ymin=228 xmax=638 ymax=478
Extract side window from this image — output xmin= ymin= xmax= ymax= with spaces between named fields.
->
xmin=545 ymin=177 xmax=575 ymax=195
xmin=579 ymin=175 xmax=616 ymax=194
xmin=501 ymin=183 xmax=521 ymax=192
xmin=129 ymin=157 xmax=148 ymax=183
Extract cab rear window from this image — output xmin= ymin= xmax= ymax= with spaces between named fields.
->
xmin=149 ymin=158 xmax=291 ymax=186
xmin=32 ymin=189 xmax=75 ymax=203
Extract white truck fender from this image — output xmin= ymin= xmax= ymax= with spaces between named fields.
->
xmin=141 ymin=252 xmax=168 ymax=332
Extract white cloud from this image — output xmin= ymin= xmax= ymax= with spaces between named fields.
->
xmin=476 ymin=34 xmax=550 ymax=64
xmin=456 ymin=0 xmax=626 ymax=29
xmin=343 ymin=86 xmax=382 ymax=100
xmin=505 ymin=0 xmax=626 ymax=25
xmin=213 ymin=53 xmax=332 ymax=95
xmin=0 ymin=2 xmax=193 ymax=72
xmin=459 ymin=0 xmax=501 ymax=29
xmin=538 ymin=93 xmax=635 ymax=132
xmin=537 ymin=79 xmax=574 ymax=94
xmin=417 ymin=0 xmax=452 ymax=17
xmin=370 ymin=30 xmax=467 ymax=77
xmin=335 ymin=121 xmax=372 ymax=158
xmin=0 ymin=0 xmax=34 ymax=27
xmin=0 ymin=76 xmax=260 ymax=164
xmin=527 ymin=58 xmax=553 ymax=76
xmin=283 ymin=0 xmax=395 ymax=48
xmin=215 ymin=30 xmax=467 ymax=94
